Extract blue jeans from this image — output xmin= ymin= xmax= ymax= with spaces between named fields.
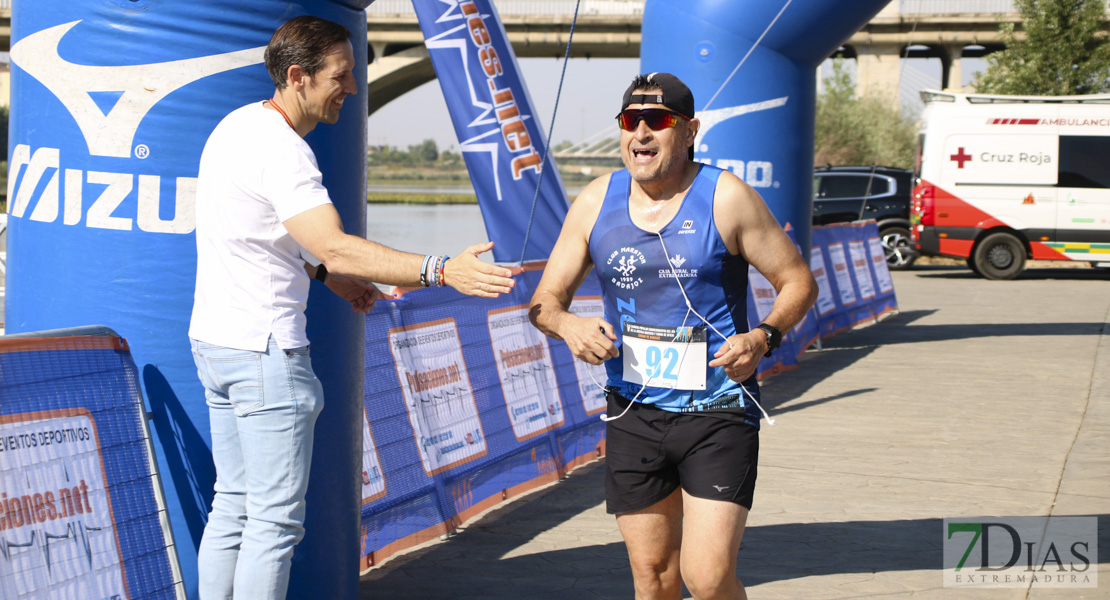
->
xmin=190 ymin=337 xmax=323 ymax=600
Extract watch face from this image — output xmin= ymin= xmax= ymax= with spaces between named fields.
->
xmin=759 ymin=324 xmax=781 ymax=350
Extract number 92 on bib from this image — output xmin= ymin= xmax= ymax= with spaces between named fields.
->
xmin=621 ymin=322 xmax=707 ymax=390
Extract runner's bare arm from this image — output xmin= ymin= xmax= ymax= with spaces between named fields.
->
xmin=529 ymin=175 xmax=619 ymax=365
xmin=285 ymin=204 xmax=515 ymax=298
xmin=710 ymin=171 xmax=818 ymax=379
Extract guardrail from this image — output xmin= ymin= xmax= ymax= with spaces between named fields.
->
xmin=368 ymin=0 xmax=644 ymax=16
xmin=367 ymin=0 xmax=1024 ymax=17
xmin=899 ymin=0 xmax=1018 ymax=12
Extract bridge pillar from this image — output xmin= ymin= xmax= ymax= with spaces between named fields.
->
xmin=856 ymin=42 xmax=903 ymax=107
xmin=941 ymin=43 xmax=964 ymax=91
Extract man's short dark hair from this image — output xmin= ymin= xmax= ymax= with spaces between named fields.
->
xmin=265 ymin=16 xmax=352 ymax=90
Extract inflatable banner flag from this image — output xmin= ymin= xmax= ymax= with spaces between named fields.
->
xmin=412 ymin=0 xmax=569 ymax=262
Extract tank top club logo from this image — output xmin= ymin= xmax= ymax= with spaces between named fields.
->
xmin=606 ymin=247 xmax=647 ymax=290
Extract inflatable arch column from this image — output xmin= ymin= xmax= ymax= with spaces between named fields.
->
xmin=8 ymin=2 xmax=370 ymax=597
xmin=641 ymin=0 xmax=892 ymax=254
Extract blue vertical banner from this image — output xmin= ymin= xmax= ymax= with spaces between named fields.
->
xmin=412 ymin=0 xmax=569 ymax=263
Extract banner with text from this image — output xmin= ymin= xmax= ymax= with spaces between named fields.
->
xmin=810 ymin=222 xmax=899 ymax=338
xmin=413 ymin=0 xmax=569 ymax=262
xmin=0 ymin=332 xmax=182 ymax=600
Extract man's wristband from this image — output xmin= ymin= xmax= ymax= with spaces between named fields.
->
xmin=315 ymin=264 xmax=328 ymax=283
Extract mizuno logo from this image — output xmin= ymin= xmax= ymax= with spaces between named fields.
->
xmin=695 ymin=96 xmax=788 ymax=150
xmin=10 ymin=21 xmax=263 ymax=158
xmin=712 ymin=485 xmax=730 ymax=492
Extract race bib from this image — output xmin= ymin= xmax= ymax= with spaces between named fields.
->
xmin=622 ymin=322 xmax=707 ymax=390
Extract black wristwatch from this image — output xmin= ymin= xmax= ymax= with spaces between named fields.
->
xmin=315 ymin=264 xmax=328 ymax=282
xmin=756 ymin=323 xmax=782 ymax=358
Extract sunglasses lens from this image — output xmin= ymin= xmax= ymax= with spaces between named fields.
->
xmin=648 ymin=112 xmax=678 ymax=129
xmin=617 ymin=110 xmax=680 ymax=131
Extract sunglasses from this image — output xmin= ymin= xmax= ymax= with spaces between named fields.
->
xmin=616 ymin=108 xmax=689 ymax=132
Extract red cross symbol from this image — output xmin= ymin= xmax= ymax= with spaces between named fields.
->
xmin=950 ymin=147 xmax=972 ymax=168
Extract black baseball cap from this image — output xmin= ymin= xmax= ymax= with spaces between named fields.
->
xmin=620 ymin=72 xmax=696 ymax=119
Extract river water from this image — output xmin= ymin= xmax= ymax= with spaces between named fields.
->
xmin=366 ymin=203 xmax=491 ymax=259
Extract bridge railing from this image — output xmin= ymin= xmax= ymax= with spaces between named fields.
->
xmin=367 ymin=0 xmax=1023 ymax=17
xmin=368 ymin=0 xmax=644 ymax=16
xmin=366 ymin=0 xmax=1110 ymax=17
xmin=899 ymin=0 xmax=1017 ymax=12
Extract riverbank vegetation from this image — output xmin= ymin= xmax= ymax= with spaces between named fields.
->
xmin=367 ymin=138 xmax=611 ymax=203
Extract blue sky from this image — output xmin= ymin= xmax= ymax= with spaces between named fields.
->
xmin=367 ymin=55 xmax=988 ymax=152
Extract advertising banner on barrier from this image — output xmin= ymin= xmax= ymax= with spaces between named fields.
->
xmin=413 ymin=0 xmax=569 ymax=262
xmin=389 ymin=318 xmax=487 ymax=476
xmin=810 ymin=222 xmax=899 ymax=336
xmin=0 ymin=332 xmax=182 ymax=599
xmin=1 ymin=409 xmax=128 ymax=600
xmin=358 ymin=268 xmax=607 ymax=567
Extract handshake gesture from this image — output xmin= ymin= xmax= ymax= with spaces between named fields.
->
xmin=321 ymin=241 xmax=516 ymax=314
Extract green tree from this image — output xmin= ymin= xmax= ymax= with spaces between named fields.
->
xmin=972 ymin=0 xmax=1110 ymax=95
xmin=814 ymin=60 xmax=918 ymax=168
xmin=415 ymin=138 xmax=438 ymax=163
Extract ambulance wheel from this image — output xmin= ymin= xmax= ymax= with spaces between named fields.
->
xmin=966 ymin=257 xmax=982 ymax=276
xmin=973 ymin=233 xmax=1026 ymax=280
xmin=881 ymin=226 xmax=916 ymax=270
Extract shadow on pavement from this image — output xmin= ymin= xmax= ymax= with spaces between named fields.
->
xmin=819 ymin=308 xmax=1105 ymax=348
xmin=914 ymin=266 xmax=1110 ymax=281
xmin=358 ymin=455 xmax=1109 ymax=599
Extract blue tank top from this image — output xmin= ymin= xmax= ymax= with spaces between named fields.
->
xmin=588 ymin=165 xmax=761 ymax=424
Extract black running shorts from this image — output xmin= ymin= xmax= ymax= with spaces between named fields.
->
xmin=604 ymin=390 xmax=759 ymax=515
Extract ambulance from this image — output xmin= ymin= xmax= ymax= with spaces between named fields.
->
xmin=910 ymin=89 xmax=1110 ymax=279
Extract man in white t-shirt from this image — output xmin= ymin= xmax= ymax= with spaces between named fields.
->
xmin=188 ymin=16 xmax=515 ymax=600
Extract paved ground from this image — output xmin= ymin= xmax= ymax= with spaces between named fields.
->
xmin=358 ymin=264 xmax=1110 ymax=599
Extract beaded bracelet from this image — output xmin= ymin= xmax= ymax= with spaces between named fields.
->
xmin=430 ymin=256 xmax=443 ymax=287
xmin=437 ymin=256 xmax=450 ymax=287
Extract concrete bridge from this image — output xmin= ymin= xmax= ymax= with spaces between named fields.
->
xmin=2 ymin=1 xmax=1104 ymax=114
xmin=364 ymin=0 xmax=1058 ymax=115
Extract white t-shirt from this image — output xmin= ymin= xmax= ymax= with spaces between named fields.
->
xmin=189 ymin=102 xmax=333 ymax=351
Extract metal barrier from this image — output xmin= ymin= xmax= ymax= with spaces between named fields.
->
xmin=368 ymin=0 xmax=644 ymax=16
xmin=899 ymin=0 xmax=1016 ymax=12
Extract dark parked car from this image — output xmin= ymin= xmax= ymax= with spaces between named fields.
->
xmin=813 ymin=165 xmax=916 ymax=270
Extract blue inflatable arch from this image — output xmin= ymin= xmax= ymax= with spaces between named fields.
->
xmin=641 ymin=0 xmax=891 ymax=253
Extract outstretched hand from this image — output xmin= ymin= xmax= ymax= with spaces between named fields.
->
xmin=443 ymin=242 xmax=516 ymax=298
xmin=325 ymin=274 xmax=393 ymax=313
